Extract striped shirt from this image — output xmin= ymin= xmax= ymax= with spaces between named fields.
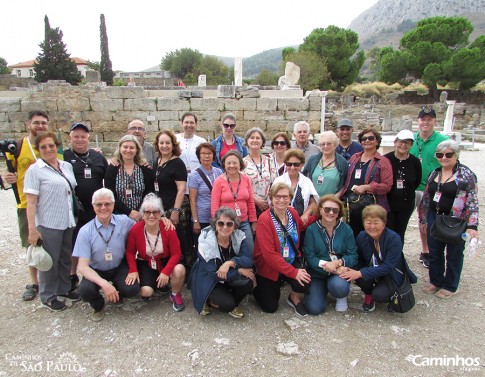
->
xmin=188 ymin=165 xmax=223 ymax=223
xmin=24 ymin=159 xmax=77 ymax=230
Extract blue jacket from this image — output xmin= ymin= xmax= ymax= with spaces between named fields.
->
xmin=211 ymin=135 xmax=248 ymax=169
xmin=302 ymin=220 xmax=358 ymax=278
xmin=356 ymin=228 xmax=417 ymax=286
xmin=188 ymin=226 xmax=253 ymax=313
xmin=302 ymin=152 xmax=348 ymax=193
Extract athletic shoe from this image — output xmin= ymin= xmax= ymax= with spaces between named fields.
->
xmin=335 ymin=297 xmax=348 ymax=312
xmin=70 ymin=274 xmax=79 ymax=292
xmin=91 ymin=306 xmax=105 ymax=322
xmin=286 ymin=295 xmax=308 ymax=317
xmin=201 ymin=303 xmax=212 ymax=316
xmin=419 ymin=253 xmax=430 ymax=268
xmin=169 ymin=292 xmax=185 ymax=312
xmin=22 ymin=284 xmax=39 ymax=301
xmin=363 ymin=294 xmax=375 ymax=312
xmin=228 ymin=306 xmax=244 ymax=318
xmin=57 ymin=290 xmax=81 ymax=303
xmin=42 ymin=298 xmax=67 ymax=312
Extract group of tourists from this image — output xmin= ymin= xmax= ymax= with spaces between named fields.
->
xmin=2 ymin=106 xmax=478 ymax=321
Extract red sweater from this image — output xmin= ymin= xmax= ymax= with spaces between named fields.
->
xmin=253 ymin=207 xmax=315 ymax=281
xmin=126 ymin=221 xmax=181 ymax=276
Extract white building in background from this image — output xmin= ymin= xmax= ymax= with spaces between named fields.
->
xmin=8 ymin=57 xmax=90 ymax=78
xmin=115 ymin=65 xmax=172 ymax=79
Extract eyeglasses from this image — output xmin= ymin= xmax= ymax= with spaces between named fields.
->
xmin=223 ymin=123 xmax=236 ymax=129
xmin=360 ymin=136 xmax=376 ymax=142
xmin=217 ymin=221 xmax=234 ymax=228
xmin=319 ymin=142 xmax=334 ymax=148
xmin=31 ymin=121 xmax=48 ymax=126
xmin=39 ymin=143 xmax=57 ymax=150
xmin=128 ymin=127 xmax=145 ymax=132
xmin=94 ymin=202 xmax=113 ymax=208
xmin=144 ymin=210 xmax=161 ymax=217
xmin=285 ymin=162 xmax=302 ymax=167
xmin=322 ymin=207 xmax=339 ymax=214
xmin=436 ymin=152 xmax=455 ymax=159
xmin=273 ymin=141 xmax=287 ymax=147
xmin=274 ymin=195 xmax=291 ymax=200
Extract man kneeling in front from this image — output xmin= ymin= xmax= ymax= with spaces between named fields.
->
xmin=73 ymin=188 xmax=139 ymax=321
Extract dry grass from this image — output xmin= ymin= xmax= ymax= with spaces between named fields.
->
xmin=343 ymin=82 xmax=402 ymax=96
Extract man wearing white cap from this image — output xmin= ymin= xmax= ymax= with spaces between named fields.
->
xmin=384 ymin=130 xmax=422 ymax=245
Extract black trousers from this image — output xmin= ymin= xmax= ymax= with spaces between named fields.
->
xmin=208 ymin=278 xmax=253 ymax=313
xmin=387 ymin=205 xmax=415 ymax=246
xmin=355 ymin=278 xmax=392 ymax=303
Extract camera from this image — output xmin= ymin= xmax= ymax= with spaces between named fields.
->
xmin=0 ymin=139 xmax=18 ymax=154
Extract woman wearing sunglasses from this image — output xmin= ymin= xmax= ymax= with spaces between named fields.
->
xmin=189 ymin=207 xmax=255 ymax=318
xmin=418 ymin=140 xmax=479 ymax=299
xmin=341 ymin=128 xmax=393 ymax=237
xmin=125 ymin=194 xmax=186 ymax=311
xmin=253 ymin=182 xmax=316 ymax=317
xmin=211 ymin=113 xmax=248 ymax=169
xmin=273 ymin=149 xmax=319 ymax=224
xmin=270 ymin=132 xmax=291 ymax=176
xmin=302 ymin=195 xmax=357 ymax=314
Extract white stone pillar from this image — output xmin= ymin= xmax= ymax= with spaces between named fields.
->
xmin=443 ymin=100 xmax=456 ymax=133
xmin=320 ymin=91 xmax=328 ymax=133
xmin=234 ymin=57 xmax=242 ymax=86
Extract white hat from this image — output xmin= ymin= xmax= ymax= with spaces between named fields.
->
xmin=395 ymin=130 xmax=414 ymax=142
xmin=27 ymin=244 xmax=52 ymax=271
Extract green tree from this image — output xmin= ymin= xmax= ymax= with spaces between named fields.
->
xmin=0 ymin=58 xmax=11 ymax=74
xmin=299 ymin=26 xmax=365 ymax=90
xmin=254 ymin=69 xmax=278 ymax=86
xmin=377 ymin=48 xmax=409 ymax=85
xmin=161 ymin=48 xmax=203 ymax=79
xmin=86 ymin=60 xmax=101 ymax=71
xmin=443 ymin=48 xmax=485 ymax=89
xmin=282 ymin=47 xmax=295 ymax=61
xmin=283 ymin=50 xmax=329 ymax=92
xmin=194 ymin=55 xmax=230 ymax=85
xmin=34 ymin=15 xmax=82 ymax=85
xmin=100 ymin=14 xmax=114 ymax=85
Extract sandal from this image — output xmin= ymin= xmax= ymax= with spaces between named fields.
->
xmin=22 ymin=284 xmax=39 ymax=301
xmin=435 ymin=289 xmax=456 ymax=299
xmin=422 ymin=284 xmax=439 ymax=294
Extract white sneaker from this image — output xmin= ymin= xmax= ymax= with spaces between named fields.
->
xmin=335 ymin=297 xmax=348 ymax=312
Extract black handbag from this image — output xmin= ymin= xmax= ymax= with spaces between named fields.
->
xmin=385 ymin=274 xmax=415 ymax=313
xmin=345 ymin=193 xmax=376 ymax=222
xmin=430 ymin=214 xmax=466 ymax=245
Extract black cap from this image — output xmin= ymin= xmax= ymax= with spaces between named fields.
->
xmin=70 ymin=122 xmax=90 ymax=132
xmin=418 ymin=107 xmax=436 ymax=119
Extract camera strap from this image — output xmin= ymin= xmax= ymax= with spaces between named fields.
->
xmin=26 ymin=137 xmax=38 ymax=161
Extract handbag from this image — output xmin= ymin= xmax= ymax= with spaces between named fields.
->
xmin=430 ymin=214 xmax=466 ymax=245
xmin=345 ymin=193 xmax=376 ymax=222
xmin=385 ymin=273 xmax=415 ymax=313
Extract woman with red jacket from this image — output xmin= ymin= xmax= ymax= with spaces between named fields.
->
xmin=125 ymin=194 xmax=186 ymax=311
xmin=253 ymin=182 xmax=316 ymax=317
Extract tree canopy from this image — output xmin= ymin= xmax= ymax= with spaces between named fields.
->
xmin=282 ymin=50 xmax=329 ymax=92
xmin=34 ymin=15 xmax=82 ymax=85
xmin=0 ymin=58 xmax=11 ymax=74
xmin=377 ymin=16 xmax=484 ymax=92
xmin=100 ymin=14 xmax=114 ymax=85
xmin=299 ymin=26 xmax=365 ymax=90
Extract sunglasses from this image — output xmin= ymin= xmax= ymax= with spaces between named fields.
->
xmin=322 ymin=207 xmax=339 ymax=214
xmin=435 ymin=152 xmax=455 ymax=159
xmin=285 ymin=162 xmax=302 ymax=167
xmin=217 ymin=221 xmax=234 ymax=228
xmin=273 ymin=141 xmax=287 ymax=146
xmin=39 ymin=143 xmax=57 ymax=150
xmin=144 ymin=210 xmax=161 ymax=217
xmin=360 ymin=136 xmax=376 ymax=142
xmin=223 ymin=123 xmax=236 ymax=129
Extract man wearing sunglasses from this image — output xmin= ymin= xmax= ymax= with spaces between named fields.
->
xmin=291 ymin=121 xmax=321 ymax=161
xmin=335 ymin=119 xmax=363 ymax=161
xmin=211 ymin=113 xmax=248 ymax=169
xmin=410 ymin=107 xmax=449 ymax=268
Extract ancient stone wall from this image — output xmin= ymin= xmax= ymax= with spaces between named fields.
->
xmin=0 ymin=75 xmax=35 ymax=90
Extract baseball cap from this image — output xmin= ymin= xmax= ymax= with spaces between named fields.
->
xmin=337 ymin=119 xmax=353 ymax=128
xmin=27 ymin=244 xmax=53 ymax=271
xmin=70 ymin=122 xmax=90 ymax=132
xmin=395 ymin=130 xmax=414 ymax=142
xmin=418 ymin=107 xmax=436 ymax=119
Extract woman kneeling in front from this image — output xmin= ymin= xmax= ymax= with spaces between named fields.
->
xmin=340 ymin=205 xmax=416 ymax=312
xmin=189 ymin=207 xmax=255 ymax=318
xmin=302 ymin=195 xmax=357 ymax=314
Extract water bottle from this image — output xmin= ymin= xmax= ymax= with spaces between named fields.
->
xmin=462 ymin=233 xmax=480 ymax=257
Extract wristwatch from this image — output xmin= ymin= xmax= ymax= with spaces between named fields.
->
xmin=194 ymin=219 xmax=199 ymax=223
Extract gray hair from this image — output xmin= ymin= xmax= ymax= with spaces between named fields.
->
xmin=139 ymin=193 xmax=164 ymax=215
xmin=222 ymin=113 xmax=236 ymax=124
xmin=210 ymin=207 xmax=240 ymax=230
xmin=436 ymin=140 xmax=460 ymax=156
xmin=92 ymin=188 xmax=115 ymax=204
xmin=244 ymin=127 xmax=266 ymax=148
xmin=318 ymin=131 xmax=339 ymax=146
xmin=293 ymin=121 xmax=310 ymax=134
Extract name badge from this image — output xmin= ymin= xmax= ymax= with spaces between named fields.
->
xmin=105 ymin=249 xmax=113 ymax=261
xmin=283 ymin=246 xmax=290 ymax=258
xmin=234 ymin=206 xmax=241 ymax=217
xmin=84 ymin=168 xmax=92 ymax=179
xmin=317 ymin=175 xmax=324 ymax=185
xmin=151 ymin=259 xmax=157 ymax=270
xmin=125 ymin=188 xmax=133 ymax=198
xmin=329 ymin=252 xmax=338 ymax=261
xmin=154 ymin=182 xmax=159 ymax=192
xmin=396 ymin=179 xmax=404 ymax=189
xmin=355 ymin=169 xmax=362 ymax=179
xmin=433 ymin=191 xmax=442 ymax=202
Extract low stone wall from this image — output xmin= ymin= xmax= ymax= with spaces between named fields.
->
xmin=397 ymin=90 xmax=485 ymax=105
xmin=0 ymin=75 xmax=35 ymax=90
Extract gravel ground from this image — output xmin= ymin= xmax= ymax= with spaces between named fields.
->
xmin=0 ymin=150 xmax=484 ymax=377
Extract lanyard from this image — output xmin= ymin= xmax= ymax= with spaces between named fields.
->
xmin=218 ymin=243 xmax=233 ymax=263
xmin=320 ymin=159 xmax=335 ymax=170
xmin=96 ymin=224 xmax=116 ymax=248
xmin=144 ymin=226 xmax=161 ymax=256
xmin=436 ymin=170 xmax=454 ymax=192
xmin=227 ymin=173 xmax=241 ymax=202
xmin=26 ymin=137 xmax=38 ymax=161
xmin=250 ymin=155 xmax=263 ymax=177
xmin=72 ymin=149 xmax=90 ymax=166
xmin=316 ymin=220 xmax=339 ymax=255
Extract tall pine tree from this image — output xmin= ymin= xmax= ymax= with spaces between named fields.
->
xmin=34 ymin=15 xmax=82 ymax=85
xmin=100 ymin=14 xmax=114 ymax=85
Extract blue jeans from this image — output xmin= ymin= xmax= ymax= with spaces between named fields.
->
xmin=427 ymin=212 xmax=465 ymax=292
xmin=304 ymin=275 xmax=350 ymax=315
xmin=238 ymin=220 xmax=254 ymax=254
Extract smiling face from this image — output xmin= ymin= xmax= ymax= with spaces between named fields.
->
xmin=143 ymin=206 xmax=161 ymax=226
xmin=394 ymin=139 xmax=412 ymax=155
xmin=285 ymin=156 xmax=303 ymax=178
xmin=418 ymin=115 xmax=436 ymax=136
xmin=221 ymin=118 xmax=236 ymax=138
xmin=120 ymin=141 xmax=137 ymax=162
xmin=319 ymin=136 xmax=336 ymax=156
xmin=436 ymin=147 xmax=458 ymax=170
xmin=157 ymin=133 xmax=173 ymax=157
xmin=127 ymin=121 xmax=146 ymax=145
xmin=272 ymin=137 xmax=288 ymax=154
xmin=216 ymin=214 xmax=235 ymax=238
xmin=360 ymin=132 xmax=378 ymax=152
xmin=247 ymin=131 xmax=263 ymax=150
xmin=363 ymin=216 xmax=386 ymax=240
xmin=28 ymin=115 xmax=49 ymax=138
xmin=93 ymin=195 xmax=114 ymax=223
xmin=224 ymin=155 xmax=241 ymax=176
xmin=320 ymin=200 xmax=340 ymax=224
xmin=271 ymin=187 xmax=292 ymax=212
xmin=337 ymin=126 xmax=352 ymax=143
xmin=69 ymin=129 xmax=90 ymax=153
xmin=182 ymin=115 xmax=197 ymax=138
xmin=38 ymin=137 xmax=58 ymax=163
